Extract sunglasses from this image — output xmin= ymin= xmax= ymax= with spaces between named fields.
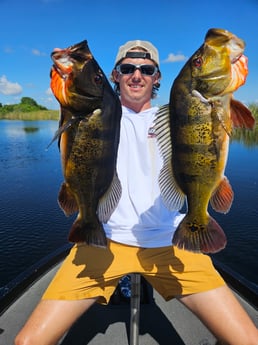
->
xmin=116 ymin=63 xmax=158 ymax=76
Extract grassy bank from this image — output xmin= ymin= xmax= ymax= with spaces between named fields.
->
xmin=0 ymin=110 xmax=60 ymax=121
xmin=1 ymin=103 xmax=258 ymax=124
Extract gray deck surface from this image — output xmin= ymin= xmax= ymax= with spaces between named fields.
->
xmin=0 ymin=263 xmax=257 ymax=345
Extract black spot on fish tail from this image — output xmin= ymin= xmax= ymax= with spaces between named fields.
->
xmin=172 ymin=215 xmax=227 ymax=253
xmin=68 ymin=218 xmax=107 ymax=248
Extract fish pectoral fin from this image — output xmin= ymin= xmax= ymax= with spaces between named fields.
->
xmin=192 ymin=89 xmax=210 ymax=105
xmin=159 ymin=162 xmax=185 ymax=211
xmin=46 ymin=111 xmax=79 ymax=150
xmin=210 ymin=176 xmax=234 ymax=214
xmin=231 ymin=99 xmax=255 ymax=129
xmin=172 ymin=215 xmax=227 ymax=254
xmin=58 ymin=182 xmax=79 ymax=216
xmin=97 ymin=172 xmax=122 ymax=223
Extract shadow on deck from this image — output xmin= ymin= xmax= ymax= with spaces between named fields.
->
xmin=60 ymin=277 xmax=213 ymax=345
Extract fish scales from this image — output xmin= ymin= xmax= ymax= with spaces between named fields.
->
xmin=173 ymin=101 xmax=228 ymax=182
xmin=155 ymin=28 xmax=255 ymax=253
xmin=50 ymin=40 xmax=122 ymax=247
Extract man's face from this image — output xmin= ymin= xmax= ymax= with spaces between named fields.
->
xmin=113 ymin=57 xmax=160 ymax=110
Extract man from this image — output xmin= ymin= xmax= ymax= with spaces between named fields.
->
xmin=15 ymin=40 xmax=258 ymax=345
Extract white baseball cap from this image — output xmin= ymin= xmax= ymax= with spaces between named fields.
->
xmin=114 ymin=40 xmax=159 ymax=67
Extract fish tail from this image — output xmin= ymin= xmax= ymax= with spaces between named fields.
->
xmin=68 ymin=218 xmax=107 ymax=248
xmin=172 ymin=215 xmax=227 ymax=253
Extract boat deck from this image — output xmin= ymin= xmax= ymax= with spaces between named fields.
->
xmin=0 ymin=260 xmax=257 ymax=345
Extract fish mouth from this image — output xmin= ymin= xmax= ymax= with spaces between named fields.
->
xmin=229 ymin=34 xmax=245 ymax=63
xmin=50 ymin=40 xmax=102 ymax=109
xmin=51 ymin=41 xmax=91 ymax=78
xmin=227 ymin=34 xmax=248 ymax=90
xmin=50 ymin=50 xmax=76 ymax=106
xmin=51 ymin=52 xmax=74 ymax=78
xmin=217 ymin=33 xmax=247 ymax=95
xmin=204 ymin=28 xmax=247 ymax=92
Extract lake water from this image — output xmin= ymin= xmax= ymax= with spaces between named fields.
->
xmin=0 ymin=120 xmax=257 ymax=288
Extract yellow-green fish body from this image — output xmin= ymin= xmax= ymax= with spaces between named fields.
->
xmin=156 ymin=29 xmax=255 ymax=253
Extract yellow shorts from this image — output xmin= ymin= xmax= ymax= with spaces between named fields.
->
xmin=43 ymin=240 xmax=225 ymax=304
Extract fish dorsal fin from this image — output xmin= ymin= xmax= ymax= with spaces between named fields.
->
xmin=210 ymin=176 xmax=234 ymax=214
xmin=97 ymin=172 xmax=122 ymax=223
xmin=155 ymin=105 xmax=185 ymax=211
xmin=230 ymin=99 xmax=255 ymax=129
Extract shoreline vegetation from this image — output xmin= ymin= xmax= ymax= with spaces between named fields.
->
xmin=0 ymin=109 xmax=59 ymax=121
xmin=0 ymin=97 xmax=59 ymax=121
xmin=1 ymin=97 xmax=258 ymax=145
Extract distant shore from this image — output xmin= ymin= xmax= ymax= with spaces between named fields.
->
xmin=0 ymin=110 xmax=60 ymax=121
xmin=1 ymin=104 xmax=257 ymax=126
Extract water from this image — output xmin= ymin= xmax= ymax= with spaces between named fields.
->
xmin=0 ymin=120 xmax=74 ymax=287
xmin=210 ymin=141 xmax=258 ymax=285
xmin=0 ymin=120 xmax=257 ymax=288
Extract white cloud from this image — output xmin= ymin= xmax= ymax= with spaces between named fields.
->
xmin=46 ymin=87 xmax=53 ymax=95
xmin=32 ymin=49 xmax=46 ymax=56
xmin=163 ymin=53 xmax=187 ymax=63
xmin=0 ymin=75 xmax=22 ymax=95
xmin=4 ymin=46 xmax=13 ymax=54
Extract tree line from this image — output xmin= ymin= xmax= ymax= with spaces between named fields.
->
xmin=0 ymin=97 xmax=48 ymax=114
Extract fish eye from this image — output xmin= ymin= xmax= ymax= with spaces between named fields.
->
xmin=193 ymin=57 xmax=203 ymax=68
xmin=94 ymin=74 xmax=103 ymax=85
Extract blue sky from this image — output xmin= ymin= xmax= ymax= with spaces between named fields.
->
xmin=1 ymin=0 xmax=258 ymax=110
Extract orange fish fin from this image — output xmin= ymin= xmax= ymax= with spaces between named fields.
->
xmin=58 ymin=182 xmax=78 ymax=216
xmin=210 ymin=176 xmax=234 ymax=214
xmin=230 ymin=99 xmax=255 ymax=129
xmin=97 ymin=172 xmax=122 ymax=223
xmin=155 ymin=105 xmax=185 ymax=211
xmin=68 ymin=216 xmax=107 ymax=248
xmin=172 ymin=215 xmax=227 ymax=253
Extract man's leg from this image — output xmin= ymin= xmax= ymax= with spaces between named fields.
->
xmin=178 ymin=285 xmax=258 ymax=345
xmin=15 ymin=297 xmax=97 ymax=345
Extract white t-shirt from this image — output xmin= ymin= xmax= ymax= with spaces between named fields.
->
xmin=103 ymin=105 xmax=184 ymax=247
